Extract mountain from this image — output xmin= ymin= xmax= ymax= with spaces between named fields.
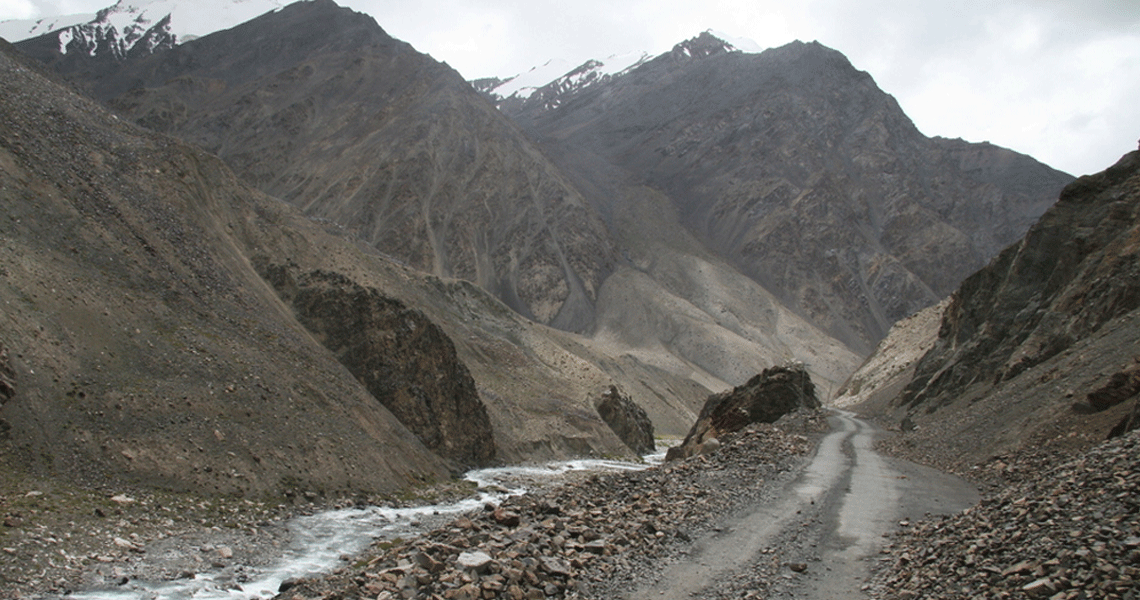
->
xmin=474 ymin=50 xmax=652 ymax=115
xmin=842 ymin=150 xmax=1140 ymax=472
xmin=495 ymin=33 xmax=1074 ymax=354
xmin=0 ymin=38 xmax=453 ymax=496
xmin=24 ymin=0 xmax=620 ymax=335
xmin=14 ymin=0 xmax=863 ymax=394
xmin=0 ymin=31 xmax=730 ymax=499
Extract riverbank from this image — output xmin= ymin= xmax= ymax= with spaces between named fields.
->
xmin=274 ymin=410 xmax=831 ymax=600
xmin=2 ymin=410 xmax=830 ymax=600
xmin=0 ymin=470 xmax=479 ymax=600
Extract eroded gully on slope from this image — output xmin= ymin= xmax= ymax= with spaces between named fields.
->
xmin=628 ymin=410 xmax=979 ymax=600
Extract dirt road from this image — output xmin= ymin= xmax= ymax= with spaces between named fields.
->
xmin=628 ymin=410 xmax=979 ymax=599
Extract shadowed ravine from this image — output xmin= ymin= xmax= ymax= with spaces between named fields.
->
xmin=629 ymin=411 xmax=979 ymax=599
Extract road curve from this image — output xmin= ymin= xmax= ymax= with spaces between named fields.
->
xmin=628 ymin=410 xmax=978 ymax=599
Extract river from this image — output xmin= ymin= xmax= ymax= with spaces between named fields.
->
xmin=65 ymin=456 xmax=660 ymax=600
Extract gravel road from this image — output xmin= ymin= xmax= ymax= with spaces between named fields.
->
xmin=629 ymin=410 xmax=979 ymax=599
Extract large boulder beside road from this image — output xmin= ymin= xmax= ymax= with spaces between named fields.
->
xmin=666 ymin=364 xmax=819 ymax=461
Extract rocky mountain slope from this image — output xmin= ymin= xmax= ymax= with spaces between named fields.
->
xmin=505 ymin=32 xmax=1073 ymax=354
xmin=12 ymin=0 xmax=863 ymax=395
xmin=0 ymin=34 xmax=721 ymax=503
xmin=0 ymin=39 xmax=452 ymax=496
xmin=845 ymin=150 xmax=1140 ymax=473
xmin=18 ymin=0 xmax=619 ymax=335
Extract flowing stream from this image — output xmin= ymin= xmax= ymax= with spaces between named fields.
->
xmin=67 ymin=456 xmax=659 ymax=600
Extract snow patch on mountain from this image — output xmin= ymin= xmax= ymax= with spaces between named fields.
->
xmin=477 ymin=30 xmax=761 ymax=111
xmin=487 ymin=50 xmax=651 ymax=103
xmin=492 ymin=58 xmax=572 ymax=100
xmin=708 ymin=29 xmax=763 ymax=53
xmin=0 ymin=12 xmax=95 ymax=42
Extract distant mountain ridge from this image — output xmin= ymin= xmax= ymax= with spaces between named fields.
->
xmin=16 ymin=0 xmax=863 ymax=395
xmin=496 ymin=34 xmax=1074 ymax=353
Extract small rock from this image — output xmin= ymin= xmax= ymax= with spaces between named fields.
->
xmin=1021 ymin=577 xmax=1055 ymax=597
xmin=457 ymin=551 xmax=493 ymax=572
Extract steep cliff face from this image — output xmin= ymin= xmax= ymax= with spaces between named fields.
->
xmin=902 ymin=151 xmax=1140 ymax=407
xmin=511 ymin=37 xmax=1072 ymax=353
xmin=27 ymin=0 xmax=617 ymax=333
xmin=259 ymin=265 xmax=496 ymax=469
xmin=848 ymin=151 xmax=1140 ymax=472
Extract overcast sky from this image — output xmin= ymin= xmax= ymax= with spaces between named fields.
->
xmin=2 ymin=0 xmax=1137 ymax=177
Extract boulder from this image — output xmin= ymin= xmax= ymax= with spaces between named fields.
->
xmin=593 ymin=386 xmax=655 ymax=455
xmin=667 ymin=365 xmax=818 ymax=461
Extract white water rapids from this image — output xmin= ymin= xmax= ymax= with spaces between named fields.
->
xmin=67 ymin=455 xmax=661 ymax=600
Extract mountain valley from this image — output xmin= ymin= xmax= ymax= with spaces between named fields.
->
xmin=0 ymin=1 xmax=1137 ymax=598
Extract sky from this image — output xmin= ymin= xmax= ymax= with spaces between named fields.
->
xmin=1 ymin=0 xmax=1137 ymax=177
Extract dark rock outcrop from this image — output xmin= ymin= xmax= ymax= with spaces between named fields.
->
xmin=0 ymin=343 xmax=14 ymax=406
xmin=260 ymin=265 xmax=496 ymax=469
xmin=1083 ymin=357 xmax=1140 ymax=413
xmin=667 ymin=365 xmax=818 ymax=461
xmin=593 ymin=385 xmax=655 ymax=455
xmin=901 ymin=151 xmax=1140 ymax=409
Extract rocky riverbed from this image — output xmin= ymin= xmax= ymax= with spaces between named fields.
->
xmin=10 ymin=410 xmax=1130 ymax=600
xmin=0 ymin=473 xmax=482 ymax=600
xmin=271 ymin=410 xmax=831 ymax=600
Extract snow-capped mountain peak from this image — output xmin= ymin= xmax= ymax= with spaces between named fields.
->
xmin=0 ymin=0 xmax=287 ymax=58
xmin=478 ymin=49 xmax=653 ymax=109
xmin=474 ymin=30 xmax=762 ymax=115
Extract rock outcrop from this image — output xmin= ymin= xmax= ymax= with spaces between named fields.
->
xmin=1082 ymin=357 xmax=1140 ymax=414
xmin=667 ymin=364 xmax=818 ymax=461
xmin=593 ymin=386 xmax=655 ymax=455
xmin=0 ymin=343 xmax=14 ymax=407
xmin=853 ymin=151 xmax=1140 ymax=473
xmin=260 ymin=265 xmax=496 ymax=469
